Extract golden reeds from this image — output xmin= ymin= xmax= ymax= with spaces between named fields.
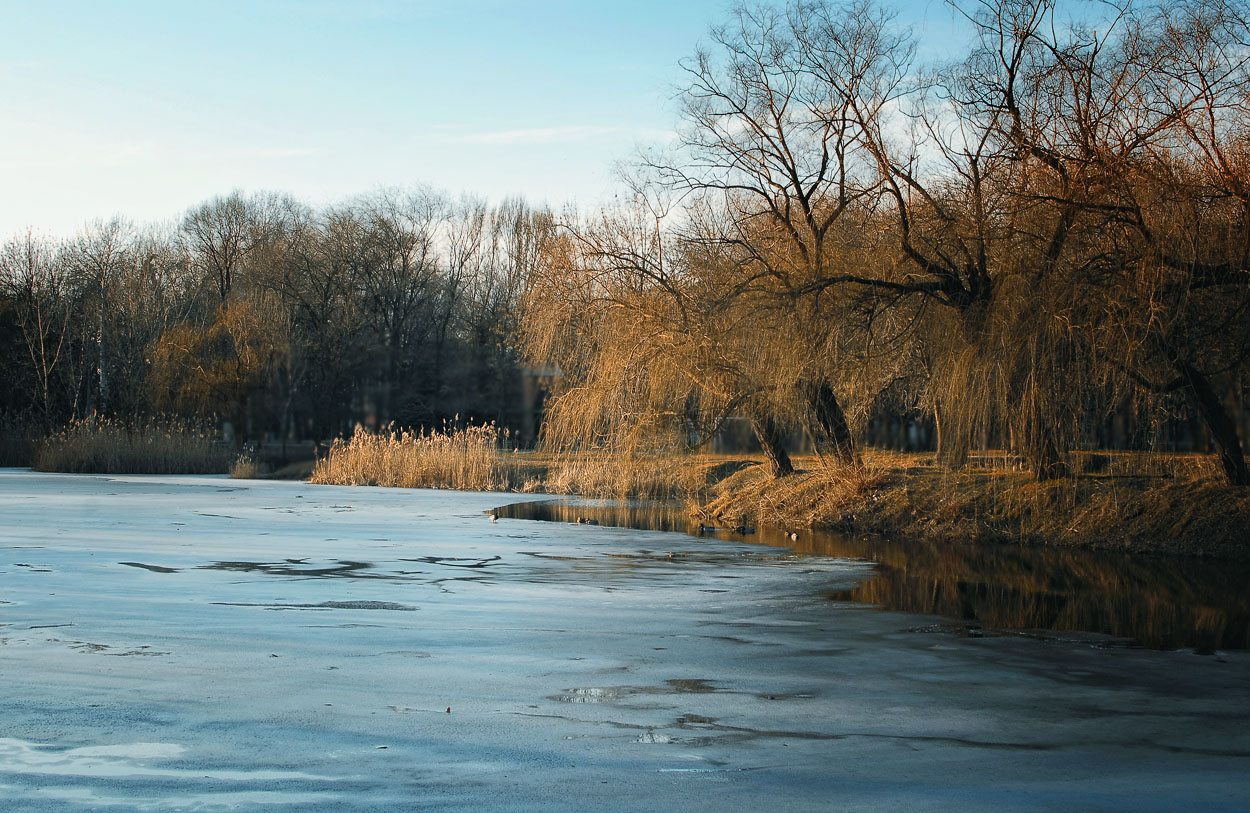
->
xmin=34 ymin=416 xmax=233 ymax=474
xmin=542 ymin=452 xmax=753 ymax=500
xmin=310 ymin=423 xmax=533 ymax=492
xmin=309 ymin=423 xmax=753 ymax=500
xmin=229 ymin=452 xmax=266 ymax=479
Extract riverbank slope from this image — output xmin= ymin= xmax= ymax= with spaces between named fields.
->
xmin=308 ymin=441 xmax=1250 ymax=560
xmin=696 ymin=453 xmax=1250 ymax=559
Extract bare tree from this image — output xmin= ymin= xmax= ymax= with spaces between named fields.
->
xmin=935 ymin=0 xmax=1250 ymax=484
xmin=342 ymin=188 xmax=447 ymax=425
xmin=67 ymin=218 xmax=137 ymax=416
xmin=0 ymin=231 xmax=74 ymax=426
xmin=629 ymin=0 xmax=925 ymax=466
xmin=181 ymin=192 xmax=256 ymax=304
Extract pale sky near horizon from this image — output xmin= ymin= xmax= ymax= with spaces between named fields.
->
xmin=0 ymin=0 xmax=965 ymax=238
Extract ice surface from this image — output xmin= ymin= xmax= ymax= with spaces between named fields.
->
xmin=1 ymin=469 xmax=1248 ymax=810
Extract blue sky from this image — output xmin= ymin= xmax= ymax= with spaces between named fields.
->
xmin=0 ymin=0 xmax=964 ymax=237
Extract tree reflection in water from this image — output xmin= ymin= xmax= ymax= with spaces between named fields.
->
xmin=494 ymin=498 xmax=1250 ymax=652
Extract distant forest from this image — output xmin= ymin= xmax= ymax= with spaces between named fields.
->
xmin=3 ymin=0 xmax=1249 ymax=485
xmin=0 ymin=190 xmax=545 ymax=442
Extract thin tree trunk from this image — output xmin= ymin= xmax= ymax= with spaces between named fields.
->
xmin=751 ymin=416 xmax=794 ymax=478
xmin=96 ymin=280 xmax=108 ymax=416
xmin=803 ymin=379 xmax=856 ymax=464
xmin=1028 ymin=431 xmax=1069 ymax=481
xmin=934 ymin=400 xmax=970 ymax=469
xmin=1174 ymin=357 xmax=1249 ymax=486
xmin=1024 ymin=404 xmax=1069 ymax=481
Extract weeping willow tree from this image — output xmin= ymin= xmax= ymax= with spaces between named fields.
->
xmin=526 ymin=0 xmax=1250 ymax=488
xmin=1085 ymin=0 xmax=1250 ymax=486
xmin=519 ymin=187 xmax=917 ymax=480
xmin=629 ymin=0 xmax=925 ymax=468
xmin=926 ymin=0 xmax=1250 ymax=485
xmin=625 ymin=0 xmax=1102 ymax=481
xmin=522 ymin=0 xmax=943 ymax=478
xmin=520 ymin=200 xmax=796 ymax=474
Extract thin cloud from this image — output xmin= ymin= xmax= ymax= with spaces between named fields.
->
xmin=230 ymin=146 xmax=320 ymax=159
xmin=451 ymin=126 xmax=624 ymax=145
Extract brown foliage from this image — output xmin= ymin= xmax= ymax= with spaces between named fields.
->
xmin=145 ymin=299 xmax=285 ymax=421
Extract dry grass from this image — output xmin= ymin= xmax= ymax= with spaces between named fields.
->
xmin=229 ymin=452 xmax=267 ymax=479
xmin=701 ymin=457 xmax=887 ymax=528
xmin=1067 ymin=450 xmax=1221 ymax=479
xmin=699 ymin=449 xmax=1250 ymax=558
xmin=542 ymin=453 xmax=753 ymax=500
xmin=311 ymin=425 xmax=754 ymax=499
xmin=311 ymin=434 xmax=1248 ymax=557
xmin=34 ymin=416 xmax=234 ymax=474
xmin=310 ymin=423 xmax=542 ymax=492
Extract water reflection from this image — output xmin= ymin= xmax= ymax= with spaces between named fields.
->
xmin=493 ymin=498 xmax=1250 ymax=652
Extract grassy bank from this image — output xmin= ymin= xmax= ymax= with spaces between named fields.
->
xmin=306 ymin=434 xmax=1250 ymax=558
xmin=34 ymin=417 xmax=234 ymax=474
xmin=698 ymin=451 xmax=1250 ymax=559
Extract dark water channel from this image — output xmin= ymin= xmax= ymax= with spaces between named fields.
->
xmin=493 ymin=498 xmax=1250 ymax=652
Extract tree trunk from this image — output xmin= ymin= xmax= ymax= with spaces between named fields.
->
xmin=934 ymin=401 xmax=970 ymax=469
xmin=751 ymin=416 xmax=794 ymax=478
xmin=1174 ymin=357 xmax=1250 ymax=486
xmin=1027 ymin=431 xmax=1069 ymax=481
xmin=96 ymin=281 xmax=108 ymax=416
xmin=803 ymin=379 xmax=856 ymax=464
xmin=1021 ymin=403 xmax=1069 ymax=481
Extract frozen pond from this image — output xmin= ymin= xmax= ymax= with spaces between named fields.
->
xmin=495 ymin=499 xmax=1250 ymax=651
xmin=1 ymin=470 xmax=1248 ymax=810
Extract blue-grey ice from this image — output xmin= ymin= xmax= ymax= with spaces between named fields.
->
xmin=1 ymin=470 xmax=1247 ymax=810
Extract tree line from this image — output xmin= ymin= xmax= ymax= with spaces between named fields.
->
xmin=1 ymin=189 xmax=551 ymax=445
xmin=3 ymin=0 xmax=1249 ymax=488
xmin=519 ymin=0 xmax=1250 ymax=486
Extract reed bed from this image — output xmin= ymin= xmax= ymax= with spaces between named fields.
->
xmin=229 ymin=451 xmax=267 ymax=479
xmin=309 ymin=427 xmax=751 ymax=499
xmin=34 ymin=417 xmax=233 ymax=474
xmin=310 ymin=424 xmax=536 ymax=492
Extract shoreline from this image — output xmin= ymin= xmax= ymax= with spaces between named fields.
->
xmin=300 ymin=445 xmax=1250 ymax=560
xmin=32 ymin=442 xmax=1250 ymax=560
xmin=693 ymin=460 xmax=1250 ymax=560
